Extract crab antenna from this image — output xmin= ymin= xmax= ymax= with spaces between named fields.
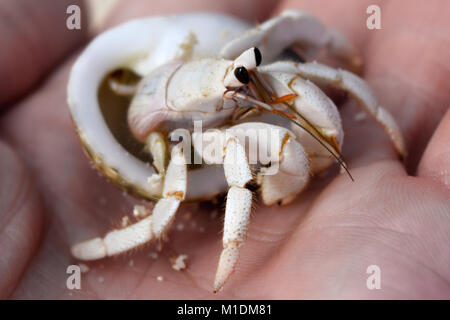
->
xmin=284 ymin=103 xmax=343 ymax=157
xmin=227 ymin=90 xmax=353 ymax=181
xmin=287 ymin=117 xmax=354 ymax=181
xmin=245 ymin=72 xmax=354 ymax=181
xmin=225 ymin=91 xmax=273 ymax=111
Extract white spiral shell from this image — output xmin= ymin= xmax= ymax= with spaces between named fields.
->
xmin=67 ymin=13 xmax=251 ymax=200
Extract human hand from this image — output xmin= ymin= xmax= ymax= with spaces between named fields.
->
xmin=0 ymin=0 xmax=449 ymax=299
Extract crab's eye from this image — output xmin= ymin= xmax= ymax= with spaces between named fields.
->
xmin=234 ymin=66 xmax=250 ymax=84
xmin=254 ymin=47 xmax=262 ymax=66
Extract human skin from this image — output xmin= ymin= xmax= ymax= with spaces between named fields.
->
xmin=0 ymin=0 xmax=449 ymax=299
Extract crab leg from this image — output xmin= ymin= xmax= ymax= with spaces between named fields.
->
xmin=214 ymin=136 xmax=253 ymax=293
xmin=290 ymin=62 xmax=406 ymax=157
xmin=71 ymin=144 xmax=186 ymax=260
xmin=212 ymin=122 xmax=312 ymax=290
xmin=220 ymin=10 xmax=361 ymax=72
xmin=259 ymin=61 xmax=405 ymax=159
xmin=147 ymin=132 xmax=167 ymax=175
xmin=142 ymin=132 xmax=168 ymax=195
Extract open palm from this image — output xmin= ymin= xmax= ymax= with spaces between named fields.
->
xmin=0 ymin=0 xmax=449 ymax=299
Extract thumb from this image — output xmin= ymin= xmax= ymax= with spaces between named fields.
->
xmin=0 ymin=141 xmax=43 ymax=298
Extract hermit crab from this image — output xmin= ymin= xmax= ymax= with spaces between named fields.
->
xmin=67 ymin=10 xmax=405 ymax=293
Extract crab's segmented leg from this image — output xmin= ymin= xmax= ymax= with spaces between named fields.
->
xmin=262 ymin=61 xmax=406 ymax=158
xmin=147 ymin=132 xmax=167 ymax=175
xmin=214 ymin=136 xmax=253 ymax=293
xmin=145 ymin=132 xmax=168 ymax=194
xmin=294 ymin=62 xmax=405 ymax=157
xmin=220 ymin=10 xmax=361 ymax=72
xmin=71 ymin=144 xmax=186 ymax=260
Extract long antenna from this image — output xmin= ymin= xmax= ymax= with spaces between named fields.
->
xmin=248 ymin=71 xmax=354 ymax=181
xmin=286 ymin=116 xmax=353 ymax=181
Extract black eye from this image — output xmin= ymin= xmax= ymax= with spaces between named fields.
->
xmin=234 ymin=66 xmax=250 ymax=84
xmin=254 ymin=47 xmax=262 ymax=66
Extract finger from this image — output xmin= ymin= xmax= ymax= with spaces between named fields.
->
xmin=0 ymin=141 xmax=43 ymax=298
xmin=103 ymin=0 xmax=280 ymax=29
xmin=363 ymin=0 xmax=450 ymax=171
xmin=0 ymin=0 xmax=88 ymax=105
xmin=274 ymin=0 xmax=402 ymax=169
xmin=278 ymin=0 xmax=450 ymax=171
xmin=417 ymin=109 xmax=450 ymax=188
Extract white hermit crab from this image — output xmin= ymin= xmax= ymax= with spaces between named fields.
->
xmin=67 ymin=10 xmax=405 ymax=292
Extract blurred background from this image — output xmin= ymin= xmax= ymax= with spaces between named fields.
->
xmin=86 ymin=0 xmax=118 ymax=30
